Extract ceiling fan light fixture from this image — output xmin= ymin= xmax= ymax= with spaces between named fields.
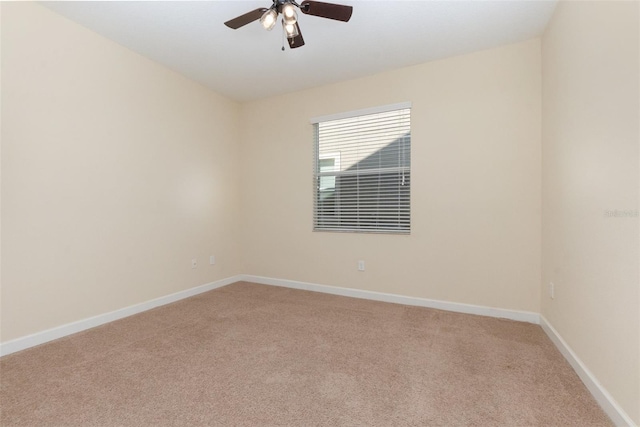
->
xmin=283 ymin=20 xmax=299 ymax=38
xmin=260 ymin=8 xmax=278 ymax=30
xmin=282 ymin=3 xmax=298 ymax=25
xmin=225 ymin=0 xmax=353 ymax=49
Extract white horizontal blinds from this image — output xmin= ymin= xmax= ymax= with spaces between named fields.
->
xmin=313 ymin=108 xmax=411 ymax=233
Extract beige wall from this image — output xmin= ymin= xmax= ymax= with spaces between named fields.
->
xmin=0 ymin=3 xmax=3 ymax=343
xmin=1 ymin=3 xmax=242 ymax=341
xmin=542 ymin=1 xmax=639 ymax=423
xmin=1 ymin=6 xmax=543 ymax=346
xmin=240 ymin=39 xmax=542 ymax=313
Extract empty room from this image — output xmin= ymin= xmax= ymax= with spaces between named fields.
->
xmin=1 ymin=0 xmax=638 ymax=426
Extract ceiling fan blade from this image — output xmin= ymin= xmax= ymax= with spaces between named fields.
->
xmin=224 ymin=8 xmax=268 ymax=29
xmin=300 ymin=1 xmax=353 ymax=22
xmin=288 ymin=23 xmax=305 ymax=49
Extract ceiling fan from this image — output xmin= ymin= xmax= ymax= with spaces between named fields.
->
xmin=224 ymin=0 xmax=353 ymax=49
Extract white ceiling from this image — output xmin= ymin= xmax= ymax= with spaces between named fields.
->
xmin=42 ymin=0 xmax=557 ymax=102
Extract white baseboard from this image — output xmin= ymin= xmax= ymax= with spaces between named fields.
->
xmin=0 ymin=275 xmax=242 ymax=357
xmin=238 ymin=274 xmax=540 ymax=324
xmin=0 ymin=275 xmax=538 ymax=358
xmin=540 ymin=316 xmax=636 ymax=427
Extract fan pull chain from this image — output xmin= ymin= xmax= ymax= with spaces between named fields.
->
xmin=281 ymin=20 xmax=285 ymax=51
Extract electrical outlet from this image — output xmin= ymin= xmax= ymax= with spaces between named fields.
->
xmin=549 ymin=282 xmax=555 ymax=299
xmin=358 ymin=260 xmax=365 ymax=271
xmin=191 ymin=259 xmax=197 ymax=269
xmin=209 ymin=255 xmax=215 ymax=265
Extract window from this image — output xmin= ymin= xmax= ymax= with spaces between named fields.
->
xmin=312 ymin=104 xmax=411 ymax=233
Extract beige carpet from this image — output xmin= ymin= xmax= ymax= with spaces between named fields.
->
xmin=1 ymin=281 xmax=611 ymax=426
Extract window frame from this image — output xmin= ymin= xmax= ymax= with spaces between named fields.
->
xmin=311 ymin=103 xmax=412 ymax=235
